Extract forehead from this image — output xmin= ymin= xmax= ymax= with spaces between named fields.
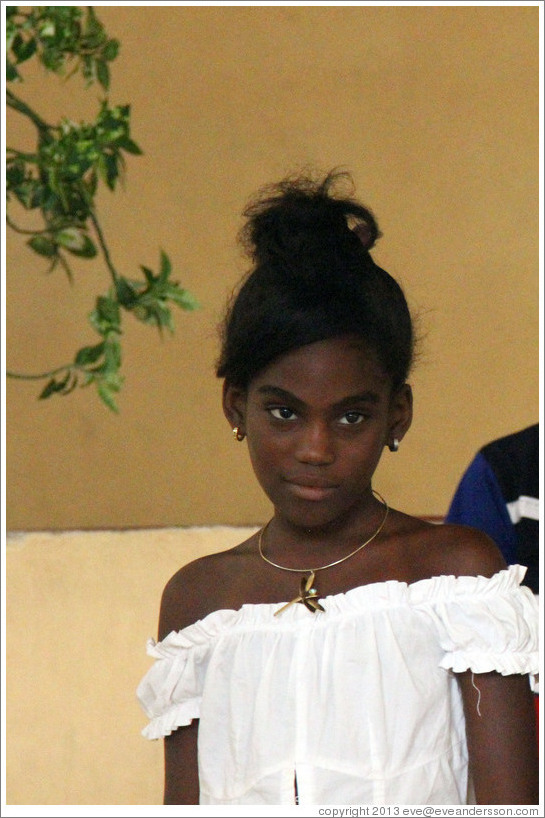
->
xmin=250 ymin=336 xmax=391 ymax=400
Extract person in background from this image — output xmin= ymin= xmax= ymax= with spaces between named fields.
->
xmin=445 ymin=424 xmax=539 ymax=595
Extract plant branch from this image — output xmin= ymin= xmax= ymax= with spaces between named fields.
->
xmin=6 ymin=148 xmax=39 ymax=161
xmin=7 ymin=365 xmax=74 ymax=380
xmin=6 ymin=5 xmax=197 ymax=411
xmin=6 ymin=89 xmax=56 ymax=132
xmin=88 ymin=210 xmax=120 ymax=288
xmin=6 ymin=215 xmax=50 ymax=236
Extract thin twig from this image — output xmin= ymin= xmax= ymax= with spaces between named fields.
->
xmin=7 ymin=365 xmax=72 ymax=381
xmin=6 ymin=216 xmax=50 ymax=236
xmin=6 ymin=89 xmax=56 ymax=132
xmin=89 ymin=210 xmax=120 ymax=287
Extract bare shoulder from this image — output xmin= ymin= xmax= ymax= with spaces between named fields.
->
xmin=416 ymin=518 xmax=508 ymax=579
xmin=158 ymin=534 xmax=257 ymax=639
xmin=385 ymin=510 xmax=508 ymax=583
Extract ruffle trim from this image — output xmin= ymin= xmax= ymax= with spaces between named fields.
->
xmin=439 ymin=650 xmax=540 ymax=678
xmin=145 ymin=610 xmax=234 ymax=657
xmin=152 ymin=565 xmax=531 ymax=640
xmin=141 ymin=698 xmax=201 ymax=740
xmin=406 ymin=564 xmax=528 ymax=604
xmin=314 ymin=564 xmax=531 ymax=620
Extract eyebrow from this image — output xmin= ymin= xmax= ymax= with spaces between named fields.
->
xmin=256 ymin=385 xmax=382 ymax=410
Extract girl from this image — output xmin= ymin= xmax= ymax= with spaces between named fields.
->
xmin=137 ymin=171 xmax=539 ymax=806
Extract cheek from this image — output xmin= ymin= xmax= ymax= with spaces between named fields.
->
xmin=245 ymin=428 xmax=295 ymax=494
xmin=246 ymin=431 xmax=280 ymax=473
xmin=339 ymin=438 xmax=386 ymax=480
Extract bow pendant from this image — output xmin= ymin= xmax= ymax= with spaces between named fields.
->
xmin=274 ymin=572 xmax=325 ymax=616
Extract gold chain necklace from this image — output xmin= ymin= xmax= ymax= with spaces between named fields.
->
xmin=258 ymin=490 xmax=389 ymax=616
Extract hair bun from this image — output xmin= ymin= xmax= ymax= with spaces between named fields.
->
xmin=351 ymin=221 xmax=375 ymax=250
xmin=217 ymin=170 xmax=413 ymax=391
xmin=239 ymin=171 xmax=380 ymax=278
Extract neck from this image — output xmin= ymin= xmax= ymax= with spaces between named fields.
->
xmin=261 ymin=490 xmax=389 ymax=571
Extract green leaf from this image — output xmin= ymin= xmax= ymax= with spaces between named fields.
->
xmin=84 ymin=6 xmax=104 ymax=39
xmin=159 ymin=250 xmax=171 ymax=282
xmin=97 ymin=152 xmax=119 ymax=190
xmin=102 ymin=39 xmax=120 ymax=61
xmin=117 ymin=136 xmax=143 ymax=155
xmin=103 ymin=339 xmax=122 ymax=372
xmin=140 ymin=265 xmax=156 ymax=284
xmin=79 ymin=371 xmax=96 ymax=388
xmin=96 ymin=370 xmax=123 ymax=412
xmin=105 ymin=371 xmax=123 ymax=391
xmin=97 ymin=382 xmax=119 ymax=412
xmin=131 ymin=305 xmax=150 ymax=324
xmin=89 ymin=294 xmax=121 ymax=336
xmin=6 ymin=60 xmax=20 ymax=81
xmin=146 ymin=301 xmax=174 ymax=332
xmin=55 ymin=227 xmax=97 ymax=258
xmin=55 ymin=228 xmax=83 ymax=251
xmin=39 ymin=378 xmax=61 ymax=399
xmin=96 ymin=294 xmax=120 ymax=325
xmin=39 ymin=22 xmax=56 ymax=39
xmin=6 ymin=160 xmax=25 ymax=187
xmin=168 ymin=288 xmax=200 ymax=311
xmin=57 ymin=370 xmax=73 ymax=392
xmin=85 ymin=170 xmax=98 ymax=197
xmin=67 ymin=234 xmax=97 ymax=258
xmin=38 ymin=371 xmax=71 ymax=399
xmin=13 ymin=36 xmax=37 ymax=64
xmin=14 ymin=178 xmax=46 ymax=210
xmin=11 ymin=32 xmax=24 ymax=59
xmin=74 ymin=342 xmax=105 ymax=366
xmin=96 ymin=59 xmax=110 ymax=91
xmin=27 ymin=234 xmax=57 ymax=258
xmin=115 ymin=277 xmax=138 ymax=307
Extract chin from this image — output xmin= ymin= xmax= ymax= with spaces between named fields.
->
xmin=275 ymin=500 xmax=350 ymax=533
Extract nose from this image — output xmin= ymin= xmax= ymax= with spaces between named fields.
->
xmin=295 ymin=421 xmax=335 ymax=465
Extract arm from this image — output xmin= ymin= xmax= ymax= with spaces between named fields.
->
xmin=157 ymin=565 xmax=205 ymax=805
xmin=432 ymin=527 xmax=538 ymax=804
xmin=164 ymin=720 xmax=200 ymax=805
xmin=458 ymin=670 xmax=538 ymax=804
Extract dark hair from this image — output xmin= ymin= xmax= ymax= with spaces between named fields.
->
xmin=216 ymin=170 xmax=414 ymax=391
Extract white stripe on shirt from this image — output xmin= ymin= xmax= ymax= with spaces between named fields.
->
xmin=506 ymin=495 xmax=540 ymax=524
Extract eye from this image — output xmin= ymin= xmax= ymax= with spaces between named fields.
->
xmin=339 ymin=411 xmax=365 ymax=425
xmin=269 ymin=407 xmax=297 ymax=421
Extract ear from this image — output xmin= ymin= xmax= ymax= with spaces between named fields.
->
xmin=222 ymin=380 xmax=248 ymax=433
xmin=386 ymin=384 xmax=413 ymax=448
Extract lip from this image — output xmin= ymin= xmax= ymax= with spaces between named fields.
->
xmin=285 ymin=478 xmax=338 ymax=502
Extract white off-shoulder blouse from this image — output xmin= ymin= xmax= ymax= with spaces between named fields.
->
xmin=137 ymin=565 xmax=539 ymax=805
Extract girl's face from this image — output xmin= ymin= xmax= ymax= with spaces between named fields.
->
xmin=224 ymin=335 xmax=412 ymax=532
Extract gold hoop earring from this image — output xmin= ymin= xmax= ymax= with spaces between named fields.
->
xmin=232 ymin=426 xmax=246 ymax=442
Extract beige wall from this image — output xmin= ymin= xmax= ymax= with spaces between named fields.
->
xmin=6 ymin=527 xmax=259 ymax=805
xmin=6 ymin=5 xmax=539 ymax=531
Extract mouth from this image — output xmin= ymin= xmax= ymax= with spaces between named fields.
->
xmin=285 ymin=478 xmax=338 ymax=502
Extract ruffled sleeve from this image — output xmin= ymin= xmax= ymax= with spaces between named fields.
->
xmin=136 ymin=612 xmax=229 ymax=740
xmin=419 ymin=565 xmax=539 ymax=686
